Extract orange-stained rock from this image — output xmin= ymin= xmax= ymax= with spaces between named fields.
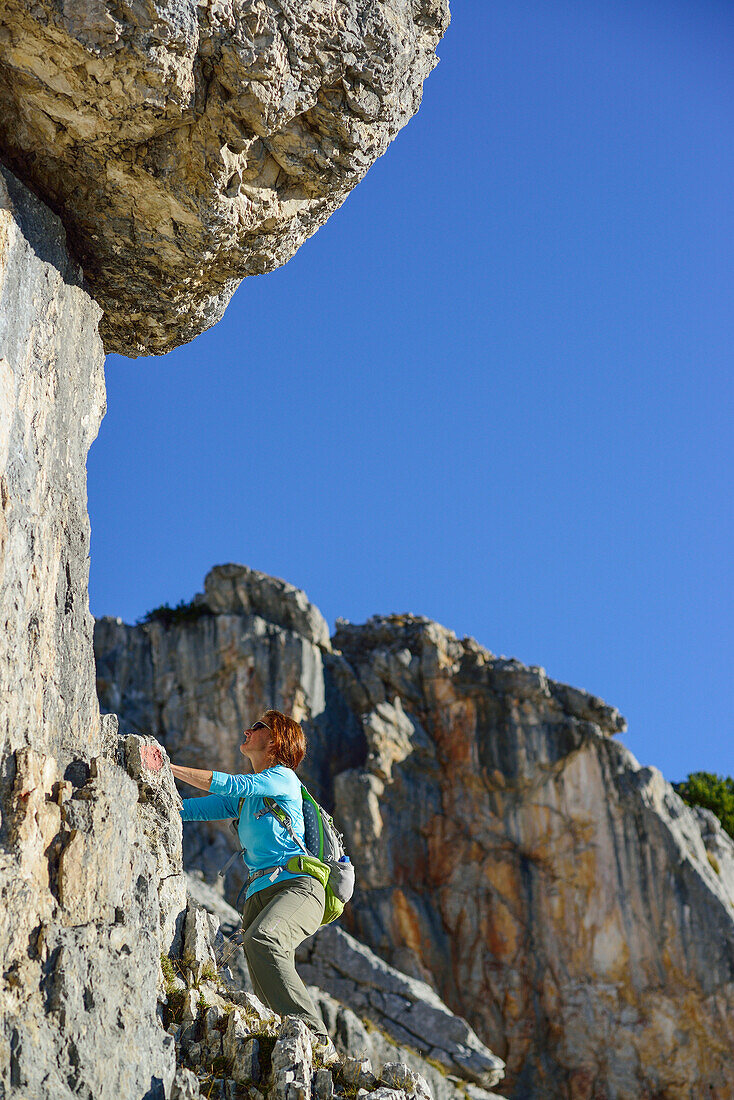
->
xmin=326 ymin=615 xmax=734 ymax=1098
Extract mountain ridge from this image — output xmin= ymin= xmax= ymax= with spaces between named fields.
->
xmin=95 ymin=562 xmax=734 ymax=1098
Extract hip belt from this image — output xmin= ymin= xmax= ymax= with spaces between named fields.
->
xmin=235 ymin=856 xmax=329 ymax=910
xmin=236 ymin=863 xmax=285 ymax=909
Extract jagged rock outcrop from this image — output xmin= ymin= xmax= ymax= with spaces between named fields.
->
xmin=0 ymin=0 xmax=450 ymax=355
xmin=296 ymin=924 xmax=504 ymax=1089
xmin=325 ymin=617 xmax=734 ymax=1099
xmin=95 ymin=563 xmax=734 ymax=1098
xmin=167 ymin=876 xmax=508 ymax=1100
xmin=0 ymin=168 xmax=188 ymax=1098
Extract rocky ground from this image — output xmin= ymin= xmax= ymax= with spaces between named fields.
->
xmin=179 ymin=866 xmax=506 ymax=1100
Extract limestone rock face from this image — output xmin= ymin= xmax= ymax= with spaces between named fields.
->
xmin=0 ymin=726 xmax=187 ymax=1099
xmin=326 ymin=617 xmax=734 ymax=1098
xmin=0 ymin=0 xmax=450 ymax=356
xmin=0 ymin=164 xmax=105 ymax=764
xmin=0 ymin=167 xmax=187 ymax=1099
xmin=95 ymin=568 xmax=734 ymax=1098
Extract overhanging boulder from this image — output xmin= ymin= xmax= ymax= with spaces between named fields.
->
xmin=0 ymin=0 xmax=450 ymax=356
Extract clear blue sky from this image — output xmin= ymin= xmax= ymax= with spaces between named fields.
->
xmin=89 ymin=0 xmax=733 ymax=785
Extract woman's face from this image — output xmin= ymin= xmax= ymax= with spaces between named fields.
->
xmin=239 ymin=719 xmax=273 ymax=760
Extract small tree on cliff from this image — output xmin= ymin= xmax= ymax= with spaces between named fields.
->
xmin=672 ymin=772 xmax=734 ymax=841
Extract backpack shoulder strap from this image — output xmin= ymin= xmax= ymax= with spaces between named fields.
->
xmin=258 ymin=795 xmax=309 ymax=855
xmin=219 ymin=796 xmax=248 ymax=879
xmin=228 ymin=796 xmax=246 ymax=837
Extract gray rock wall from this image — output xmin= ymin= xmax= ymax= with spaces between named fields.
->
xmin=95 ymin=566 xmax=734 ymax=1099
xmin=0 ymin=164 xmax=105 ymax=766
xmin=0 ymin=168 xmax=187 ymax=1100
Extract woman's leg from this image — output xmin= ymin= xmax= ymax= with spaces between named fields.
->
xmin=240 ymin=891 xmax=270 ymax=1006
xmin=241 ymin=875 xmax=325 ymax=1035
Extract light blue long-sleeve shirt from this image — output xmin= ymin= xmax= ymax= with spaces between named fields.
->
xmin=180 ymin=766 xmax=307 ymax=901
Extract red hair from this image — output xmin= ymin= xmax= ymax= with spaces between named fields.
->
xmin=262 ymin=710 xmax=306 ymax=770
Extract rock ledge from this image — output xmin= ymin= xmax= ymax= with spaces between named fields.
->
xmin=0 ymin=0 xmax=450 ymax=355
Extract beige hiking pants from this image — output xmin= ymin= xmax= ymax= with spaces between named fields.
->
xmin=240 ymin=874 xmax=325 ymax=1036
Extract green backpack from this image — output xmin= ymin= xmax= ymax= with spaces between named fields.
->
xmin=222 ymin=785 xmax=355 ymax=925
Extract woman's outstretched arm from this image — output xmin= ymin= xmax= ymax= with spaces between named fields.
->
xmin=174 ymin=765 xmax=238 ymax=822
xmin=171 ymin=763 xmax=213 ymax=791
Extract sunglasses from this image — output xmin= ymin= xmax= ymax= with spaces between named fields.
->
xmin=248 ymin=721 xmax=270 ymax=732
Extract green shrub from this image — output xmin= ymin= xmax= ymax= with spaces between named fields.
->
xmin=672 ymin=772 xmax=734 ymax=841
xmin=160 ymin=953 xmax=176 ymax=987
xmin=137 ymin=599 xmax=211 ymax=628
xmin=200 ymin=962 xmax=219 ymax=984
xmin=163 ymin=988 xmax=187 ymax=1027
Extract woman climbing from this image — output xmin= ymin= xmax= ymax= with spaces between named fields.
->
xmin=171 ymin=709 xmax=338 ymax=1064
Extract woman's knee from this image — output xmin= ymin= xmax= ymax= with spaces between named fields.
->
xmin=242 ymin=917 xmax=286 ymax=958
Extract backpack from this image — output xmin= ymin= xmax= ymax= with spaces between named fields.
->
xmin=221 ymin=784 xmax=355 ymax=925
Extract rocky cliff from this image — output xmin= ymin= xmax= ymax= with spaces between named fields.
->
xmin=95 ymin=563 xmax=734 ymax=1099
xmin=3 ymin=153 xmax=731 ymax=1092
xmin=0 ymin=0 xmax=449 ymax=355
xmin=0 ymin=3 xmax=463 ymax=1086
xmin=0 ymin=168 xmax=187 ymax=1098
